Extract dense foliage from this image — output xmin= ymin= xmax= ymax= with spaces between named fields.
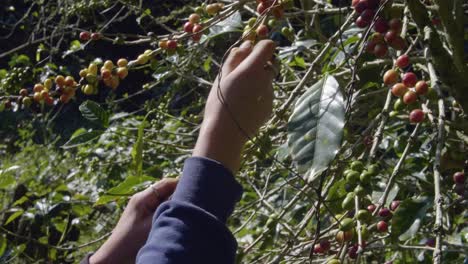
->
xmin=0 ymin=0 xmax=467 ymax=263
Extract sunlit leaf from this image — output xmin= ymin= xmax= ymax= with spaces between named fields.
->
xmin=287 ymin=75 xmax=345 ymax=182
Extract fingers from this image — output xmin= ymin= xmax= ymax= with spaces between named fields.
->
xmin=152 ymin=178 xmax=178 ymax=200
xmin=222 ymin=41 xmax=253 ymax=76
xmin=236 ymin=40 xmax=276 ymax=73
xmin=132 ymin=178 xmax=179 ymax=213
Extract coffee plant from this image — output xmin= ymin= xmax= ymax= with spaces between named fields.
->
xmin=0 ymin=0 xmax=467 ymax=263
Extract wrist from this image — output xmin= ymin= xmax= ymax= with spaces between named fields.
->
xmin=193 ymin=117 xmax=246 ymax=173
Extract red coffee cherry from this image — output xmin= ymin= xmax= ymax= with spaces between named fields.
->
xmin=396 ymin=54 xmax=410 ymax=69
xmin=415 ymin=81 xmax=429 ymax=95
xmin=409 ymin=109 xmax=425 ymax=123
xmin=377 ymin=221 xmax=388 ymax=232
xmin=402 ymin=72 xmax=418 ymax=87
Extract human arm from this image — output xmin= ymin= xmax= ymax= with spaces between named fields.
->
xmin=136 ymin=40 xmax=276 ymax=264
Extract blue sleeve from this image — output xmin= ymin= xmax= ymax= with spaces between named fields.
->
xmin=136 ymin=157 xmax=243 ymax=264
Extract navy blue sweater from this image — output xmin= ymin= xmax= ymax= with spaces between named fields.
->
xmin=135 ymin=157 xmax=243 ymax=263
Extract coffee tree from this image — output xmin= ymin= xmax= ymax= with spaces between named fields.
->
xmin=0 ymin=0 xmax=466 ymax=263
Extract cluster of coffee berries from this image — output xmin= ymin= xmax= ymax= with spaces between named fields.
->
xmin=158 ymin=40 xmax=178 ymax=54
xmin=55 ymin=75 xmax=78 ymax=104
xmin=79 ymin=31 xmax=102 ymax=41
xmin=242 ymin=17 xmax=271 ymax=42
xmin=453 ymin=171 xmax=465 ymax=196
xmin=383 ymin=54 xmax=429 ymax=123
xmin=352 ymin=0 xmax=407 ymax=57
xmin=256 ymin=0 xmax=285 ymax=18
xmin=183 ymin=13 xmax=204 ymax=42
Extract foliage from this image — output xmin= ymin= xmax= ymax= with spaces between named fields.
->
xmin=0 ymin=0 xmax=467 ymax=263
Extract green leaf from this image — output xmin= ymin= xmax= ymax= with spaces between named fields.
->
xmin=62 ymin=129 xmax=103 ymax=149
xmin=203 ymin=56 xmax=212 ymax=73
xmin=287 ymin=75 xmax=345 ymax=181
xmin=79 ymin=101 xmax=110 ymax=127
xmin=391 ymin=197 xmax=432 ymax=241
xmin=0 ymin=235 xmax=6 ymax=257
xmin=95 ymin=175 xmax=154 ymax=206
xmin=131 ymin=118 xmax=147 ymax=179
xmin=5 ymin=209 xmax=24 ymax=225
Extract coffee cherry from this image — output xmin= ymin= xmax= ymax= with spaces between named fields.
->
xmin=44 ymin=96 xmax=54 ymax=106
xmin=91 ymin=32 xmax=101 ymax=41
xmin=415 ymin=81 xmax=429 ymax=95
xmin=367 ymin=204 xmax=376 ymax=213
xmin=83 ymin=84 xmax=94 ymax=95
xmin=352 ymin=0 xmax=360 ymax=7
xmin=40 ymin=90 xmax=49 ymax=99
xmin=402 ymin=72 xmax=418 ymax=87
xmin=391 ymin=83 xmax=408 ymax=97
xmin=351 ymin=160 xmax=364 ymax=171
xmin=167 ymin=40 xmax=178 ymax=50
xmin=257 ymin=2 xmax=268 ymax=15
xmin=101 ymin=69 xmax=111 ymax=80
xmin=64 ymin=76 xmax=75 ymax=87
xmin=390 ymin=200 xmax=400 ymax=211
xmin=336 ymin=230 xmax=354 ymax=244
xmin=188 ymin=13 xmax=201 ymax=24
xmin=394 ymin=98 xmax=405 ymax=111
xmin=360 ymin=9 xmax=375 ymax=23
xmin=272 ymin=6 xmax=284 ymax=19
xmin=117 ymin=67 xmax=128 ymax=79
xmin=159 ymin=40 xmax=168 ymax=49
xmin=396 ymin=54 xmax=410 ymax=68
xmin=367 ymin=164 xmax=379 ymax=175
xmin=389 ymin=18 xmax=402 ymax=32
xmin=409 ymin=109 xmax=425 ymax=123
xmin=453 ymin=172 xmax=465 ymax=184
xmin=60 ymin=94 xmax=70 ymax=104
xmin=33 ymin=92 xmax=43 ymax=102
xmin=403 ymin=90 xmax=417 ymax=105
xmin=22 ymin=97 xmax=32 ymax=108
xmin=192 ymin=24 xmax=203 ymax=42
xmin=116 ymin=59 xmax=127 ymax=68
xmin=184 ymin=22 xmax=194 ymax=33
xmin=33 ymin=84 xmax=44 ymax=93
xmin=370 ymin=32 xmax=385 ymax=43
xmin=345 ymin=170 xmax=360 ymax=183
xmin=256 ymin=25 xmax=269 ymax=38
xmin=366 ymin=41 xmax=377 ymax=54
xmin=328 ymin=259 xmax=341 ymax=264
xmin=348 ymin=246 xmax=358 ymax=259
xmin=319 ymin=240 xmax=331 ymax=252
xmin=377 ymin=220 xmax=388 ymax=232
xmin=55 ymin=75 xmax=65 ymax=87
xmin=389 ymin=36 xmax=407 ymax=50
xmin=356 ymin=16 xmax=369 ymax=28
xmin=339 ymin=218 xmax=354 ymax=231
xmin=373 ymin=43 xmax=388 ymax=58
xmin=206 ymin=3 xmax=223 ymax=15
xmin=374 ymin=17 xmax=389 ymax=33
xmin=378 ymin=208 xmax=392 ymax=218
xmin=354 ymin=0 xmax=368 ymax=13
xmin=354 ymin=185 xmax=366 ymax=197
xmin=342 ymin=194 xmax=356 ymax=210
xmin=79 ymin=69 xmax=88 ymax=78
xmin=137 ymin=54 xmax=149 ymax=65
xmin=103 ymin=60 xmax=114 ymax=70
xmin=383 ymin=69 xmax=399 ymax=85
xmin=356 ymin=209 xmax=371 ymax=222
xmin=313 ymin=243 xmax=326 ymax=254
xmin=360 ymin=170 xmax=373 ymax=184
xmin=19 ymin=89 xmax=29 ymax=97
xmin=384 ymin=30 xmax=398 ymax=43
xmin=80 ymin=31 xmax=91 ymax=41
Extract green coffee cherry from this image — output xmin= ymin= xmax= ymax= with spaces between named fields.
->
xmin=356 ymin=209 xmax=371 ymax=223
xmin=342 ymin=193 xmax=355 ymax=210
xmin=354 ymin=185 xmax=366 ymax=197
xmin=350 ymin=161 xmax=364 ymax=172
xmin=360 ymin=170 xmax=373 ymax=184
xmin=346 ymin=171 xmax=360 ymax=184
xmin=339 ymin=218 xmax=354 ymax=231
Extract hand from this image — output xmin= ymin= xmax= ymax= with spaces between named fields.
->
xmin=89 ymin=178 xmax=178 ymax=264
xmin=193 ymin=40 xmax=276 ymax=173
